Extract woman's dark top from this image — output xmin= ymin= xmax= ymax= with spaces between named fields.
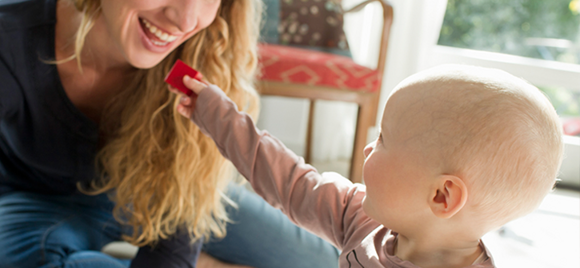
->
xmin=0 ymin=0 xmax=99 ymax=196
xmin=0 ymin=1 xmax=202 ymax=266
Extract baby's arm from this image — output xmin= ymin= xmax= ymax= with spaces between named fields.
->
xmin=176 ymin=79 xmax=372 ymax=250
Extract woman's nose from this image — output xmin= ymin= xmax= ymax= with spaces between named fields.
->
xmin=363 ymin=142 xmax=374 ymax=158
xmin=164 ymin=0 xmax=199 ymax=33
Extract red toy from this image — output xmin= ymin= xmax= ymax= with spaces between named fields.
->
xmin=164 ymin=59 xmax=201 ymax=96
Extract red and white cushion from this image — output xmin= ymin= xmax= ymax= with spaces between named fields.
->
xmin=257 ymin=44 xmax=380 ymax=93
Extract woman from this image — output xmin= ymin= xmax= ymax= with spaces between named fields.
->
xmin=0 ymin=0 xmax=339 ymax=267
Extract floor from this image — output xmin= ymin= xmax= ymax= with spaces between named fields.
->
xmin=482 ymin=188 xmax=580 ymax=268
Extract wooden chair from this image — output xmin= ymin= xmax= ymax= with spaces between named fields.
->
xmin=257 ymin=0 xmax=393 ymax=183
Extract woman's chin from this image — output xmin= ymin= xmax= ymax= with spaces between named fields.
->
xmin=130 ymin=57 xmax=164 ymax=70
xmin=124 ymin=49 xmax=169 ymax=69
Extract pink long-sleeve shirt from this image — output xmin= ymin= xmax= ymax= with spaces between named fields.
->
xmin=191 ymin=85 xmax=495 ymax=268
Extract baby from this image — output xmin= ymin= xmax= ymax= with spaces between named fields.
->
xmin=170 ymin=64 xmax=563 ymax=268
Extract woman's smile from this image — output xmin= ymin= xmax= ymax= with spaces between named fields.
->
xmin=138 ymin=17 xmax=181 ymax=53
xmin=92 ymin=0 xmax=220 ymax=68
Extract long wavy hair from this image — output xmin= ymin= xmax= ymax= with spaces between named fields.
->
xmin=68 ymin=0 xmax=262 ymax=246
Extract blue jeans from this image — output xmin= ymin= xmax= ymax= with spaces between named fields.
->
xmin=0 ymin=183 xmax=339 ymax=268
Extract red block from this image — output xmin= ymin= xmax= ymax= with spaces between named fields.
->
xmin=164 ymin=59 xmax=201 ymax=96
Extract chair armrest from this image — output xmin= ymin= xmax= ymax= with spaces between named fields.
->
xmin=343 ymin=0 xmax=394 ymax=78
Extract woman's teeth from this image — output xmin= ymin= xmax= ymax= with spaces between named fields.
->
xmin=141 ymin=18 xmax=178 ymax=45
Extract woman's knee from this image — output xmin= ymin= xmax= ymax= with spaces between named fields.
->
xmin=0 ymin=219 xmax=126 ymax=268
xmin=42 ymin=251 xmax=129 ymax=268
xmin=0 ymin=192 xmax=123 ymax=268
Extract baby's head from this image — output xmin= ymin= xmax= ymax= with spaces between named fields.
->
xmin=362 ymin=64 xmax=563 ymax=236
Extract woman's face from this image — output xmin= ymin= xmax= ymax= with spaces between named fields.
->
xmin=97 ymin=0 xmax=221 ymax=69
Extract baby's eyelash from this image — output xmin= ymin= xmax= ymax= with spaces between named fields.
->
xmin=552 ymin=178 xmax=561 ymax=191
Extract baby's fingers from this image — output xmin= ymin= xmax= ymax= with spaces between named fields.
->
xmin=183 ymin=75 xmax=207 ymax=95
xmin=168 ymin=85 xmax=195 ymax=107
xmin=167 ymin=85 xmax=196 ymax=118
xmin=167 ymin=85 xmax=183 ymax=96
xmin=176 ymin=103 xmax=194 ymax=118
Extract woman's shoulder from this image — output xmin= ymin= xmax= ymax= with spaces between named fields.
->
xmin=0 ymin=0 xmax=58 ymax=115
xmin=0 ymin=0 xmax=56 ymax=64
xmin=0 ymin=0 xmax=56 ymax=32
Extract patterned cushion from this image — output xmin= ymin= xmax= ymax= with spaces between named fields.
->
xmin=258 ymin=44 xmax=380 ymax=93
xmin=261 ymin=0 xmax=351 ymax=57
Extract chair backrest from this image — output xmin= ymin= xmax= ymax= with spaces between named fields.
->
xmin=260 ymin=0 xmax=352 ymax=57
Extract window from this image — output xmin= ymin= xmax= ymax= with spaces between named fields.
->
xmin=439 ymin=0 xmax=580 ymax=65
xmin=435 ymin=0 xmax=580 ymax=122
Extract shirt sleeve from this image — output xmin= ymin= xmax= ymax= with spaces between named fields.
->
xmin=191 ymin=86 xmax=373 ymax=250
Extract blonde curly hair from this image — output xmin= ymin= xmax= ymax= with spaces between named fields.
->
xmin=68 ymin=0 xmax=262 ymax=246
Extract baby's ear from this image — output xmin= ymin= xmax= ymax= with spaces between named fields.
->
xmin=428 ymin=175 xmax=468 ymax=219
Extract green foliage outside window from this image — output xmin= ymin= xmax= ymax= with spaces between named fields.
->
xmin=438 ymin=0 xmax=580 ymax=117
xmin=539 ymin=86 xmax=580 ymax=117
xmin=438 ymin=0 xmax=580 ymax=64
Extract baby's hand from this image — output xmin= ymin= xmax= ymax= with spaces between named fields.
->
xmin=168 ymin=75 xmax=208 ymax=118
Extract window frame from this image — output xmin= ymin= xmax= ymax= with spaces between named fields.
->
xmin=429 ymin=45 xmax=580 ymax=92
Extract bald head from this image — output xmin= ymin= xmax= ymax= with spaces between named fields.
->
xmin=382 ymin=64 xmax=564 ymax=224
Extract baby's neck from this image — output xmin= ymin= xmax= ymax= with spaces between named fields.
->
xmin=393 ymin=234 xmax=483 ymax=268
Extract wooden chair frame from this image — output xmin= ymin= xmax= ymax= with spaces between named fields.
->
xmin=257 ymin=0 xmax=394 ymax=183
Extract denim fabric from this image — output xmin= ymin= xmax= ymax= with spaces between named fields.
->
xmin=203 ymin=184 xmax=340 ymax=268
xmin=0 ymin=191 xmax=128 ymax=268
xmin=0 ymin=183 xmax=339 ymax=268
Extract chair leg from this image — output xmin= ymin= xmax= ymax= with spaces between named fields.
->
xmin=349 ymin=103 xmax=375 ymax=183
xmin=304 ymin=100 xmax=315 ymax=163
